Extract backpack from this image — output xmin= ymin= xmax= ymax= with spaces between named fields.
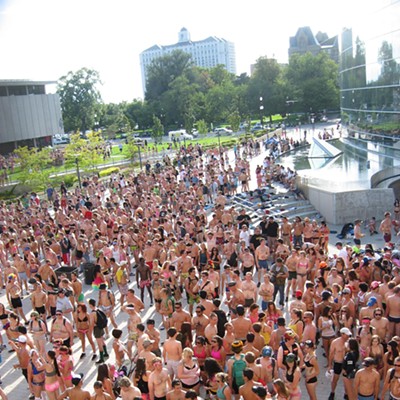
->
xmin=95 ymin=309 xmax=108 ymax=329
xmin=232 ymin=354 xmax=246 ymax=386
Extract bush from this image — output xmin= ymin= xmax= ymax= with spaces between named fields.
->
xmin=99 ymin=167 xmax=120 ymax=178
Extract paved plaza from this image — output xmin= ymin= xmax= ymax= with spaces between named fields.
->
xmin=0 ymin=127 xmax=394 ymax=399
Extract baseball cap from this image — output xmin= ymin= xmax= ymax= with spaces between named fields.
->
xmin=252 ymin=386 xmax=267 ymax=398
xmin=321 ymin=290 xmax=332 ymax=301
xmin=370 ymin=281 xmax=380 ymax=290
xmin=319 ymin=261 xmax=328 ymax=269
xmin=284 ymin=331 xmax=296 ymax=341
xmin=363 ymin=357 xmax=375 ymax=367
xmin=262 ymin=346 xmax=273 ymax=357
xmin=143 ymin=339 xmax=154 ymax=348
xmin=342 ymin=288 xmax=351 ymax=295
xmin=295 ymin=290 xmax=303 ymax=298
xmin=285 ymin=353 xmax=297 ymax=363
xmin=71 ymin=373 xmax=83 ymax=386
xmin=17 ymin=335 xmax=27 ymax=343
xmin=340 ymin=327 xmax=352 ymax=336
xmin=367 ymin=297 xmax=377 ymax=307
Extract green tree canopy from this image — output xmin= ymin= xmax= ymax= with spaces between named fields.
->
xmin=286 ymin=52 xmax=339 ymax=112
xmin=57 ymin=68 xmax=102 ymax=132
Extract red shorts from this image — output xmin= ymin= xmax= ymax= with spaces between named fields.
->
xmin=62 ymin=253 xmax=70 ymax=265
xmin=146 ymin=261 xmax=153 ymax=270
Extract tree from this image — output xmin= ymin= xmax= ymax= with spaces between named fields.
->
xmin=64 ymin=131 xmax=105 ymax=173
xmin=285 ymin=52 xmax=339 ymax=112
xmin=228 ymin=111 xmax=241 ymax=132
xmin=57 ymin=68 xmax=102 ymax=132
xmin=151 ymin=115 xmax=164 ymax=144
xmin=196 ymin=119 xmax=208 ymax=136
xmin=13 ymin=146 xmax=53 ymax=188
xmin=145 ymin=50 xmax=193 ymax=101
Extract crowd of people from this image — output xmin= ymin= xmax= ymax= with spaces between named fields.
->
xmin=0 ymin=137 xmax=399 ymax=400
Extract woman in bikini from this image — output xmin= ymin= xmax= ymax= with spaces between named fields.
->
xmin=176 ymin=348 xmax=200 ymax=394
xmin=75 ymin=303 xmax=97 ymax=360
xmin=57 ymin=345 xmax=74 ymax=390
xmin=96 ymin=363 xmax=115 ymax=400
xmin=42 ymin=350 xmax=61 ymax=400
xmin=28 ymin=311 xmax=47 ymax=357
xmin=28 ymin=349 xmax=45 ymax=400
xmin=296 ymin=251 xmax=308 ymax=293
xmin=303 ymin=340 xmax=319 ymax=400
xmin=210 ymin=335 xmax=226 ymax=369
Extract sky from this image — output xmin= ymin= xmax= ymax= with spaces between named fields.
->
xmin=0 ymin=0 xmax=368 ymax=104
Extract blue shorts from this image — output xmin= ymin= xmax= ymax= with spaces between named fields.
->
xmin=18 ymin=272 xmax=28 ymax=281
xmin=358 ymin=394 xmax=374 ymax=400
xmin=258 ymin=259 xmax=268 ymax=269
xmin=261 ymin=300 xmax=268 ymax=311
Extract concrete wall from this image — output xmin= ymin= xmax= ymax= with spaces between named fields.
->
xmin=0 ymin=93 xmax=63 ymax=143
xmin=296 ymin=175 xmax=395 ymax=224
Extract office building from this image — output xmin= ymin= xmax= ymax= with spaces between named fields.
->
xmin=0 ymin=80 xmax=64 ymax=153
xmin=339 ymin=1 xmax=400 ymax=139
xmin=289 ymin=27 xmax=339 ymax=63
xmin=140 ymin=27 xmax=236 ymax=92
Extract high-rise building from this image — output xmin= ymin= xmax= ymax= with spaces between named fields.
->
xmin=140 ymin=27 xmax=236 ymax=93
xmin=289 ymin=27 xmax=339 ymax=63
xmin=339 ymin=1 xmax=400 ymax=139
xmin=0 ymin=80 xmax=64 ymax=153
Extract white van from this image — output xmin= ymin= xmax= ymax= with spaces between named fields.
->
xmin=168 ymin=130 xmax=194 ymax=141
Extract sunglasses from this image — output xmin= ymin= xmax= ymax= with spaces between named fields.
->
xmin=375 ymin=313 xmax=382 ymax=316
xmin=395 ymin=364 xmax=400 ymax=367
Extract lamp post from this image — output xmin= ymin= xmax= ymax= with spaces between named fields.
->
xmin=217 ymin=132 xmax=221 ymax=154
xmin=75 ymin=157 xmax=82 ymax=189
xmin=137 ymin=144 xmax=142 ymax=170
xmin=259 ymin=96 xmax=264 ymax=127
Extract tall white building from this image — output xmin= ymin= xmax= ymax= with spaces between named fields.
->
xmin=140 ymin=27 xmax=236 ymax=93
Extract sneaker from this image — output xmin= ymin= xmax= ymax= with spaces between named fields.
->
xmin=80 ymin=353 xmax=86 ymax=359
xmin=160 ymin=326 xmax=165 ymax=331
xmin=104 ymin=353 xmax=109 ymax=359
xmin=328 ymin=393 xmax=335 ymax=400
xmin=91 ymin=354 xmax=97 ymax=361
xmin=285 ymin=297 xmax=289 ymax=303
xmin=95 ymin=359 xmax=104 ymax=364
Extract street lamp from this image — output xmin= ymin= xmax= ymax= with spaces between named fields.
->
xmin=259 ymin=96 xmax=264 ymax=127
xmin=217 ymin=132 xmax=221 ymax=154
xmin=75 ymin=157 xmax=82 ymax=189
xmin=137 ymin=144 xmax=142 ymax=170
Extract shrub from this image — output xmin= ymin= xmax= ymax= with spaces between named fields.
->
xmin=99 ymin=167 xmax=120 ymax=178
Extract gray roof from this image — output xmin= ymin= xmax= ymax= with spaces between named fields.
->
xmin=0 ymin=79 xmax=56 ymax=86
xmin=289 ymin=26 xmax=319 ymax=47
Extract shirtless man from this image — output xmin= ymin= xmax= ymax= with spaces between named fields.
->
xmin=370 ymin=307 xmax=390 ymax=345
xmin=204 ymin=312 xmax=218 ymax=344
xmin=170 ymin=302 xmax=191 ymax=332
xmin=381 ymin=356 xmax=400 ymax=400
xmin=149 ymin=358 xmax=171 ymax=400
xmin=163 ymin=328 xmax=182 ymax=379
xmin=241 ymin=272 xmax=258 ymax=308
xmin=143 ymin=240 xmax=158 ymax=270
xmin=151 ymin=272 xmax=164 ymax=313
xmin=380 ymin=211 xmax=393 ymax=243
xmin=13 ymin=254 xmax=29 ymax=295
xmin=167 ymin=380 xmax=186 ymax=400
xmin=255 ymin=239 xmax=270 ymax=284
xmin=126 ymin=289 xmax=145 ymax=313
xmin=292 ymin=217 xmax=304 ymax=248
xmin=386 ymin=286 xmax=400 ymax=337
xmin=226 ymin=282 xmax=245 ymax=317
xmin=146 ymin=319 xmax=161 ymax=357
xmin=38 ymin=260 xmax=58 ymax=286
xmin=31 ymin=282 xmax=48 ymax=320
xmin=98 ymin=284 xmax=118 ymax=331
xmin=280 ymin=217 xmax=292 ymax=249
xmin=302 ymin=311 xmax=317 ymax=343
xmin=328 ymin=327 xmax=352 ymax=400
xmin=239 ymin=369 xmax=262 ymax=400
xmin=354 ymin=357 xmax=380 ymax=400
xmin=285 ymin=249 xmax=298 ymax=301
xmin=231 ymin=305 xmax=252 ymax=341
xmin=192 ymin=305 xmax=209 ymax=338
xmin=259 ymin=273 xmax=274 ymax=311
xmin=6 ymin=273 xmax=28 ymax=323
xmin=119 ymin=377 xmax=142 ymax=400
xmin=136 ymin=257 xmax=153 ymax=305
xmin=193 ymin=272 xmax=215 ymax=301
xmin=58 ymin=373 xmax=91 ymax=400
xmin=177 ymin=251 xmax=194 ymax=286
xmin=240 ymin=248 xmax=255 ymax=276
xmin=71 ymin=271 xmax=83 ymax=304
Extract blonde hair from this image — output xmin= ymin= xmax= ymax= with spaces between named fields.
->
xmin=182 ymin=347 xmax=193 ymax=360
xmin=216 ymin=372 xmax=228 ymax=383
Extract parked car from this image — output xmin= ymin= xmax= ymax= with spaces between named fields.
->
xmin=52 ymin=134 xmax=70 ymax=145
xmin=214 ymin=127 xmax=233 ymax=135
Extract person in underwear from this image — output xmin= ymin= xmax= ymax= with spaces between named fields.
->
xmin=42 ymin=350 xmax=61 ymax=400
xmin=27 ymin=348 xmax=45 ymax=400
